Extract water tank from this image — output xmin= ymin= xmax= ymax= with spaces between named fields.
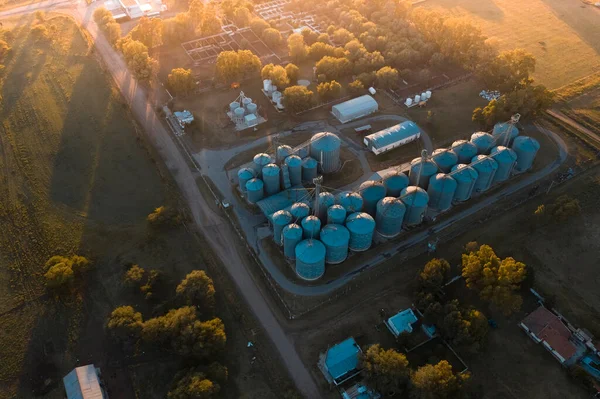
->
xmin=432 ymin=148 xmax=458 ymax=173
xmin=290 ymin=202 xmax=310 ymax=221
xmin=409 ymin=157 xmax=438 ymax=189
xmin=450 ymin=164 xmax=478 ymax=202
xmin=301 ymin=215 xmax=322 ymax=239
xmin=427 ymin=173 xmax=457 ymax=211
xmin=237 ymin=167 xmax=255 ymax=192
xmin=316 ymin=192 xmax=335 ymax=221
xmin=358 ymin=180 xmax=387 ymax=217
xmin=345 ymin=212 xmax=376 ymax=252
xmin=302 ymin=157 xmax=318 ymax=181
xmin=383 ymin=171 xmax=409 ymax=197
xmin=246 ymin=102 xmax=258 ymax=115
xmin=493 ymin=122 xmax=519 ymax=146
xmin=253 ymin=153 xmax=272 ymax=176
xmin=470 ymin=132 xmax=495 ymax=155
xmin=285 ymin=155 xmax=303 ymax=186
xmin=375 ymin=197 xmax=406 ymax=238
xmin=421 ymin=92 xmax=427 ymax=100
xmin=400 ymin=186 xmax=429 ymax=226
xmin=511 ymin=136 xmax=540 ymax=173
xmin=272 ymin=91 xmax=282 ymax=103
xmin=336 ymin=191 xmax=364 ymax=213
xmin=414 ymin=94 xmax=421 ymax=103
xmin=242 ymin=97 xmax=252 ymax=109
xmin=320 ymin=224 xmax=350 ymax=264
xmin=283 ymin=223 xmax=303 ymax=259
xmin=470 ymin=155 xmax=498 ymax=193
xmin=405 ymin=98 xmax=413 ymax=107
xmin=295 ymin=239 xmax=326 ymax=280
xmin=327 ymin=205 xmax=347 ymax=225
xmin=451 ymin=140 xmax=478 ymax=164
xmin=233 ymin=107 xmax=245 ymax=122
xmin=245 ymin=178 xmax=264 ymax=204
xmin=272 ymin=210 xmax=292 ymax=245
xmin=263 ymin=79 xmax=272 ymax=92
xmin=310 ymin=132 xmax=341 ymax=173
xmin=490 ymin=146 xmax=517 ymax=184
xmin=229 ymin=101 xmax=240 ymax=112
xmin=262 ymin=163 xmax=281 ymax=196
xmin=425 ymin=90 xmax=432 ymax=99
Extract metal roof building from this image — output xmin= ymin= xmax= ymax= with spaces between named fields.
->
xmin=363 ymin=121 xmax=421 ymax=155
xmin=320 ymin=337 xmax=362 ymax=385
xmin=332 ymin=95 xmax=378 ymax=123
xmin=63 ymin=365 xmax=106 ymax=399
xmin=385 ymin=309 xmax=418 ymax=337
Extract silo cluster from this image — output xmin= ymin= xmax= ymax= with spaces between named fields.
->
xmin=310 ymin=132 xmax=341 ymax=173
xmin=302 ymin=157 xmax=318 ymax=181
xmin=290 ymin=202 xmax=310 ymax=221
xmin=276 ymin=145 xmax=293 ymax=163
xmin=245 ymin=178 xmax=264 ymax=203
xmin=316 ymin=192 xmax=336 ymax=221
xmin=237 ymin=167 xmax=255 ymax=192
xmin=358 ymin=180 xmax=387 ymax=217
xmin=253 ymin=153 xmax=272 ymax=177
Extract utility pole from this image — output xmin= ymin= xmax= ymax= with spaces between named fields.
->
xmin=313 ymin=176 xmax=323 ymax=218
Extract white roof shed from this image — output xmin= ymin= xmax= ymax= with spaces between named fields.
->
xmin=63 ymin=365 xmax=106 ymax=399
xmin=332 ymin=95 xmax=378 ymax=124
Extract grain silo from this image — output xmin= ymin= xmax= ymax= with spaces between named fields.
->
xmin=246 ymin=103 xmax=257 ymax=116
xmin=302 ymin=157 xmax=318 ymax=181
xmin=450 ymin=164 xmax=478 ymax=202
xmin=245 ymin=178 xmax=264 ymax=204
xmin=327 ymin=205 xmax=347 ymax=225
xmin=375 ymin=197 xmax=406 ymax=238
xmin=242 ymin=97 xmax=252 ymax=110
xmin=233 ymin=107 xmax=245 ymax=124
xmin=432 ymin=148 xmax=459 ymax=173
xmin=490 ymin=146 xmax=517 ymax=184
xmin=276 ymin=145 xmax=293 ymax=163
xmin=358 ymin=180 xmax=387 ymax=217
xmin=296 ymin=144 xmax=309 ymax=159
xmin=400 ymin=186 xmax=429 ymax=226
xmin=290 ymin=202 xmax=310 ymax=221
xmin=470 ymin=132 xmax=495 ymax=155
xmin=470 ymin=155 xmax=498 ymax=193
xmin=427 ymin=173 xmax=457 ymax=212
xmin=237 ymin=167 xmax=255 ymax=192
xmin=336 ymin=191 xmax=364 ymax=213
xmin=282 ymin=223 xmax=303 ymax=259
xmin=511 ymin=136 xmax=540 ymax=172
xmin=383 ymin=171 xmax=409 ymax=197
xmin=301 ymin=215 xmax=321 ymax=239
xmin=451 ymin=140 xmax=478 ymax=164
xmin=316 ymin=192 xmax=335 ymax=221
xmin=409 ymin=156 xmax=438 ymax=189
xmin=492 ymin=122 xmax=519 ymax=146
xmin=253 ymin=153 xmax=272 ymax=177
xmin=284 ymin=155 xmax=302 ymax=186
xmin=295 ymin=239 xmax=326 ymax=280
xmin=230 ymin=101 xmax=240 ymax=112
xmin=345 ymin=212 xmax=376 ymax=252
xmin=310 ymin=132 xmax=341 ymax=173
xmin=320 ymin=224 xmax=350 ymax=264
xmin=262 ymin=163 xmax=281 ymax=196
xmin=272 ymin=210 xmax=292 ymax=245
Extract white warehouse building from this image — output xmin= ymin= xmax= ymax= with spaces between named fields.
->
xmin=363 ymin=121 xmax=421 ymax=155
xmin=332 ymin=95 xmax=378 ymax=123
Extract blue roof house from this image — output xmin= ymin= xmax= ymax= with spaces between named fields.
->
xmin=385 ymin=308 xmax=418 ymax=337
xmin=319 ymin=337 xmax=363 ymax=385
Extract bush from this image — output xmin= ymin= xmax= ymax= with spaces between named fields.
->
xmin=44 ymin=255 xmax=91 ymax=292
xmin=348 ymin=79 xmax=364 ymax=94
xmin=124 ymin=264 xmax=146 ymax=285
xmin=147 ymin=206 xmax=181 ymax=228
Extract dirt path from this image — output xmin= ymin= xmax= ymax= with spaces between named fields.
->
xmin=546 ymin=109 xmax=600 ymax=144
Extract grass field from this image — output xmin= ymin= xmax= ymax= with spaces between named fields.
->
xmin=423 ymin=0 xmax=600 ymax=89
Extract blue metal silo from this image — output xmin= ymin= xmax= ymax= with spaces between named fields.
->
xmin=310 ymin=132 xmax=341 ymax=173
xmin=375 ymin=197 xmax=406 ymax=238
xmin=451 ymin=140 xmax=478 ymax=164
xmin=336 ymin=191 xmax=364 ymax=213
xmin=271 ymin=210 xmax=292 ymax=245
xmin=490 ymin=146 xmax=517 ymax=184
xmin=316 ymin=192 xmax=335 ymax=221
xmin=345 ymin=212 xmax=376 ymax=252
xmin=450 ymin=164 xmax=478 ymax=202
xmin=427 ymin=173 xmax=457 ymax=211
xmin=327 ymin=205 xmax=347 ymax=225
xmin=283 ymin=223 xmax=303 ymax=259
xmin=470 ymin=155 xmax=498 ymax=193
xmin=400 ymin=186 xmax=429 ymax=226
xmin=295 ymin=239 xmax=326 ymax=280
xmin=470 ymin=132 xmax=495 ymax=154
xmin=276 ymin=145 xmax=293 ymax=163
xmin=383 ymin=171 xmax=409 ymax=197
xmin=296 ymin=144 xmax=309 ymax=159
xmin=285 ymin=155 xmax=303 ymax=186
xmin=432 ymin=148 xmax=459 ymax=173
xmin=301 ymin=215 xmax=322 ymax=239
xmin=320 ymin=224 xmax=350 ymax=264
xmin=409 ymin=157 xmax=438 ymax=189
xmin=290 ymin=202 xmax=310 ymax=221
xmin=245 ymin=178 xmax=264 ymax=204
xmin=302 ymin=157 xmax=318 ymax=181
xmin=359 ymin=180 xmax=387 ymax=217
xmin=493 ymin=122 xmax=519 ymax=146
xmin=237 ymin=167 xmax=255 ymax=192
xmin=253 ymin=153 xmax=272 ymax=177
xmin=511 ymin=136 xmax=540 ymax=173
xmin=262 ymin=163 xmax=281 ymax=196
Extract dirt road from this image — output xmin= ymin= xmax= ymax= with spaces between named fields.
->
xmin=546 ymin=109 xmax=600 ymax=145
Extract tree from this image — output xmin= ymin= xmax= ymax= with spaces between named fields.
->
xmin=233 ymin=7 xmax=251 ymax=27
xmin=188 ymin=0 xmax=204 ymax=27
xmin=124 ymin=264 xmax=146 ymax=285
xmin=119 ymin=38 xmax=156 ymax=81
xmin=348 ymin=79 xmax=364 ymax=94
xmin=93 ymin=7 xmax=113 ymax=27
xmin=357 ymin=72 xmax=376 ymax=87
xmin=147 ymin=205 xmax=180 ymax=227
xmin=441 ymin=300 xmax=489 ymax=350
xmin=201 ymin=6 xmax=222 ymax=35
xmin=287 ymin=33 xmax=307 ymax=62
xmin=173 ymin=317 xmax=227 ymax=359
xmin=411 ymin=360 xmax=470 ymax=399
xmin=261 ymin=63 xmax=274 ymax=80
xmin=362 ymin=344 xmax=410 ymax=394
xmin=142 ymin=306 xmax=197 ymax=344
xmin=44 ymin=262 xmax=75 ymax=290
xmin=417 ymin=258 xmax=450 ymax=294
xmin=316 ymin=80 xmax=342 ymax=101
xmin=315 ymin=56 xmax=351 ymax=80
xmin=168 ymin=369 xmax=220 ymax=399
xmin=162 ymin=13 xmax=194 ymax=44
xmin=250 ymin=18 xmax=270 ymax=35
xmin=477 ymin=49 xmax=536 ymax=92
xmin=285 ymin=63 xmax=299 ymax=84
xmin=301 ymin=28 xmax=319 ymax=46
xmin=129 ymin=17 xmax=163 ymax=48
xmin=107 ymin=306 xmax=144 ymax=340
xmin=176 ymin=270 xmax=216 ymax=308
xmin=168 ymin=68 xmax=196 ymax=96
xmin=268 ymin=65 xmax=289 ymax=88
xmin=105 ymin=22 xmax=122 ymax=46
xmin=307 ymin=42 xmax=336 ymax=60
xmin=283 ymin=86 xmax=313 ymax=114
xmin=332 ymin=28 xmax=354 ymax=45
xmin=548 ymin=195 xmax=581 ymax=221
xmin=376 ymin=66 xmax=399 ymax=88
xmin=215 ymin=50 xmax=261 ymax=83
xmin=262 ymin=28 xmax=282 ymax=48
xmin=0 ymin=39 xmax=10 ymax=62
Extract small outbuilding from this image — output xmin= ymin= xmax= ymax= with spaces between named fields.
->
xmin=385 ymin=308 xmax=418 ymax=337
xmin=363 ymin=121 xmax=421 ymax=155
xmin=332 ymin=95 xmax=378 ymax=123
xmin=174 ymin=110 xmax=194 ymax=128
xmin=319 ymin=337 xmax=362 ymax=386
xmin=63 ymin=364 xmax=107 ymax=399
